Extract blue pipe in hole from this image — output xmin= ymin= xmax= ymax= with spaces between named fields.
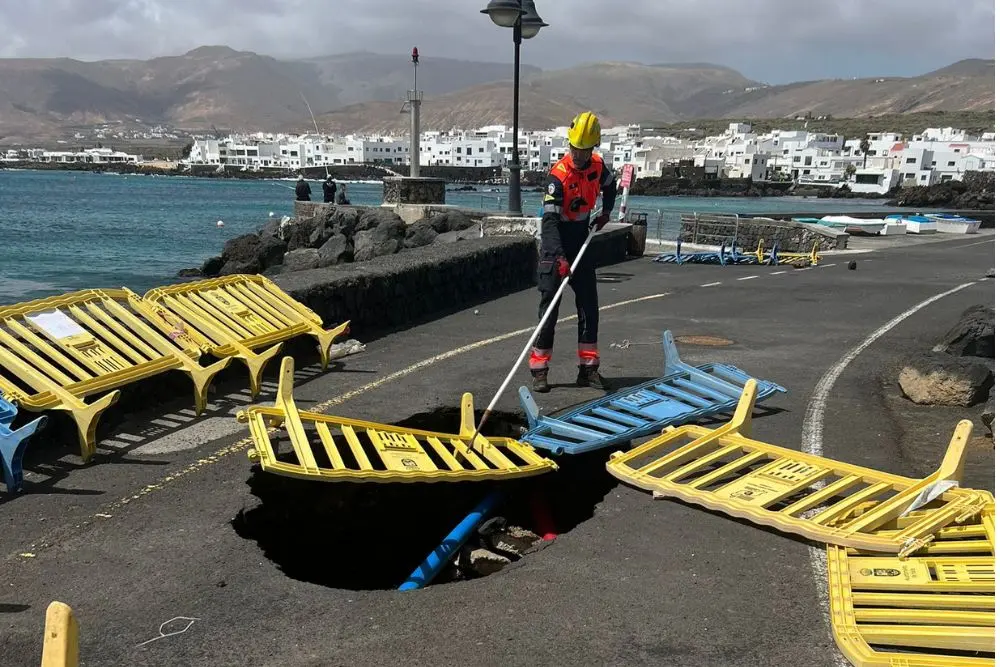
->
xmin=399 ymin=490 xmax=505 ymax=591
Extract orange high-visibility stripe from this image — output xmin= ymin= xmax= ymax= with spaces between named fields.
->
xmin=530 ymin=348 xmax=552 ymax=370
xmin=578 ymin=345 xmax=600 ymax=366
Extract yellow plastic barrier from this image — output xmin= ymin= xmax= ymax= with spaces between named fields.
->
xmin=607 ymin=379 xmax=990 ymax=556
xmin=238 ymin=356 xmax=558 ymax=483
xmin=139 ymin=274 xmax=348 ymax=397
xmin=0 ymin=289 xmax=230 ymax=461
xmin=755 ymin=239 xmax=821 ymax=266
xmin=828 ymin=502 xmax=995 ymax=666
xmin=41 ymin=601 xmax=79 ymax=667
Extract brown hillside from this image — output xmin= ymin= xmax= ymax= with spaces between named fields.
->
xmin=0 ymin=47 xmax=991 ymax=141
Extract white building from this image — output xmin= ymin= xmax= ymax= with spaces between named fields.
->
xmin=728 ymin=152 xmax=770 ymax=181
xmin=38 ymin=147 xmax=141 ymax=164
xmin=187 ymin=139 xmax=222 ymax=164
xmin=175 ymin=123 xmax=993 ymax=187
xmin=849 ymin=168 xmax=902 ymax=194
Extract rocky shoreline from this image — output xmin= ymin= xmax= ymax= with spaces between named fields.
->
xmin=182 ymin=206 xmax=482 ymax=279
xmin=886 ymin=171 xmax=994 ymax=210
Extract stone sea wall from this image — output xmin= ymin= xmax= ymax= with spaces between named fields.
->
xmin=680 ymin=214 xmax=848 ymax=251
xmin=272 ymin=229 xmax=629 ymax=333
xmin=382 ymin=176 xmax=446 ymax=205
xmin=273 ymin=236 xmax=537 ymax=331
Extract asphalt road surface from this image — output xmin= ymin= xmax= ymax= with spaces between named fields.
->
xmin=1 ymin=233 xmax=995 ymax=666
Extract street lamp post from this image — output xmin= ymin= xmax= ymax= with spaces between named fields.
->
xmin=481 ymin=0 xmax=547 ymax=216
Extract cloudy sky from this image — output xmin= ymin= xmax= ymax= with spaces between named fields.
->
xmin=0 ymin=0 xmax=994 ymax=83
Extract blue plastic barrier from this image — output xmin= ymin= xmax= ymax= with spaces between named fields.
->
xmin=399 ymin=490 xmax=504 ymax=591
xmin=517 ymin=330 xmax=786 ymax=455
xmin=725 ymin=239 xmax=759 ymax=265
xmin=653 ymin=238 xmax=728 ymax=265
xmin=0 ymin=395 xmax=46 ymax=493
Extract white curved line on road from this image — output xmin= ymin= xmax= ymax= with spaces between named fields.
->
xmin=800 ymin=280 xmax=976 ymax=666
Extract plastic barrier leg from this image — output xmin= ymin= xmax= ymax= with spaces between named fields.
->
xmin=313 ymin=320 xmax=351 ymax=371
xmin=0 ymin=414 xmax=46 ymax=493
xmin=41 ymin=601 xmax=79 ymax=667
xmin=518 ymin=386 xmax=542 ymax=430
xmin=399 ymin=490 xmax=505 ymax=591
xmin=236 ymin=342 xmax=283 ymax=399
xmin=183 ymin=358 xmax=232 ymax=415
xmin=66 ymin=391 xmax=120 ymax=462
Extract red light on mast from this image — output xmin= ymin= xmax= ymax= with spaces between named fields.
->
xmin=412 ymin=47 xmax=419 ymax=65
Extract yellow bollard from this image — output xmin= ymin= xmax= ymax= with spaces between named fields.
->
xmin=40 ymin=601 xmax=79 ymax=667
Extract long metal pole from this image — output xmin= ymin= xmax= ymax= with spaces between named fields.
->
xmin=410 ymin=99 xmax=420 ymax=178
xmin=300 ymin=92 xmax=329 ymax=179
xmin=508 ymin=17 xmax=522 ymax=215
xmin=410 ymin=61 xmax=420 ymax=178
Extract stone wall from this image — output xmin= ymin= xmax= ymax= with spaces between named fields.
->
xmin=382 ymin=176 xmax=446 ymax=205
xmin=271 ymin=227 xmax=630 ymax=335
xmin=273 ymin=236 xmax=537 ymax=332
xmin=680 ymin=214 xmax=848 ymax=251
xmin=295 ymin=201 xmax=495 ymax=225
xmin=481 ymin=215 xmax=538 ymax=237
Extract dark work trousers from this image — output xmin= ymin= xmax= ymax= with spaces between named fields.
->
xmin=535 ymin=232 xmax=598 ymax=352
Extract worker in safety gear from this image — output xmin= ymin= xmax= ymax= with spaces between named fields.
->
xmin=529 ymin=111 xmax=617 ymax=393
xmin=295 ymin=174 xmax=312 ymax=201
xmin=322 ymin=175 xmax=337 ymax=203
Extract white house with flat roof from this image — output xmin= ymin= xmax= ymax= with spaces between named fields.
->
xmin=849 ymin=168 xmax=902 ymax=194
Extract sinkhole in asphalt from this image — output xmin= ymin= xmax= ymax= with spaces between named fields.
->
xmin=232 ymin=406 xmax=616 ymax=591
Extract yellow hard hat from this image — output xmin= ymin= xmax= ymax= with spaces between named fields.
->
xmin=568 ymin=111 xmax=601 ymax=149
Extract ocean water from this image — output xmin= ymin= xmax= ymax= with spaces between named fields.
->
xmin=0 ymin=169 xmax=895 ymax=303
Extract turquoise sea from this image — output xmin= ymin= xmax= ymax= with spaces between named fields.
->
xmin=0 ymin=169 xmax=897 ymax=303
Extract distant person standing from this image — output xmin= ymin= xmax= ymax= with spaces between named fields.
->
xmin=295 ymin=174 xmax=312 ymax=201
xmin=336 ymin=183 xmax=350 ymax=205
xmin=322 ymin=175 xmax=336 ymax=203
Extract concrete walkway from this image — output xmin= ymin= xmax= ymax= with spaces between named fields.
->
xmin=0 ymin=234 xmax=995 ymax=666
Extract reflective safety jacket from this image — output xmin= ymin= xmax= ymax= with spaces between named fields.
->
xmin=540 ymin=153 xmax=617 ymax=259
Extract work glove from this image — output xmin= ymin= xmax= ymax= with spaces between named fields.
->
xmin=556 ymin=256 xmax=571 ymax=279
xmin=592 ymin=212 xmax=611 ymax=231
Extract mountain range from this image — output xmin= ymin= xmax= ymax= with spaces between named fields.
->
xmin=0 ymin=46 xmax=992 ymax=143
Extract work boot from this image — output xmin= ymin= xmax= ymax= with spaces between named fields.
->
xmin=576 ymin=365 xmax=609 ymax=390
xmin=531 ymin=369 xmax=551 ymax=393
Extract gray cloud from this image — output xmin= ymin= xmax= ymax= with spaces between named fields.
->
xmin=0 ymin=0 xmax=993 ymax=82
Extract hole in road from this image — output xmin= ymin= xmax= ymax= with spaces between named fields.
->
xmin=232 ymin=407 xmax=616 ymax=591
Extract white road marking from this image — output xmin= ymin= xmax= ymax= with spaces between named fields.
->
xmin=737 ymin=276 xmax=758 ymax=281
xmin=800 ymin=281 xmax=975 ymax=666
xmin=950 ymin=239 xmax=995 ymax=250
xmin=819 ymin=264 xmax=836 ymax=268
xmin=770 ymin=271 xmax=787 ymax=275
xmin=701 ymin=282 xmax=722 ymax=287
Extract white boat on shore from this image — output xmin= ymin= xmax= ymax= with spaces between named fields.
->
xmin=885 ymin=214 xmax=938 ymax=234
xmin=817 ymin=215 xmax=886 ymax=235
xmin=927 ymin=213 xmax=981 ymax=234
